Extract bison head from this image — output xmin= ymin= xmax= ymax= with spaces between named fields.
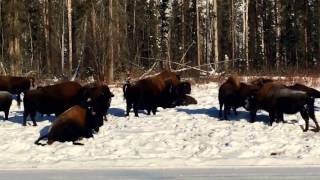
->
xmin=177 ymin=81 xmax=191 ymax=95
xmin=80 ymin=85 xmax=114 ymax=132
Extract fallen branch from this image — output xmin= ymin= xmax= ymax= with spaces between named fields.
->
xmin=139 ymin=62 xmax=158 ymax=79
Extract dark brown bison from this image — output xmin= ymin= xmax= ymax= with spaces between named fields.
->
xmin=288 ymin=83 xmax=320 ymax=98
xmin=34 ymin=104 xmax=98 ymax=145
xmin=0 ymin=76 xmax=35 ymax=107
xmin=250 ymin=78 xmax=274 ymax=87
xmin=0 ymin=91 xmax=13 ymax=120
xmin=218 ymin=76 xmax=259 ymax=120
xmin=123 ymin=71 xmax=190 ymax=117
xmin=34 ymin=85 xmax=114 ymax=145
xmin=81 ymin=84 xmax=114 ymax=127
xmin=23 ymin=81 xmax=82 ymax=126
xmin=175 ymin=95 xmax=197 ymax=106
xmin=245 ymin=82 xmax=319 ymax=132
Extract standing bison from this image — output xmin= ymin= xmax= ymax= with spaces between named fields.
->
xmin=23 ymin=81 xmax=82 ymax=126
xmin=218 ymin=76 xmax=259 ymax=120
xmin=245 ymin=82 xmax=319 ymax=132
xmin=0 ymin=76 xmax=35 ymax=107
xmin=123 ymin=71 xmax=191 ymax=117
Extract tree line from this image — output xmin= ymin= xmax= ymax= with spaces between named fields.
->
xmin=0 ymin=0 xmax=319 ymax=82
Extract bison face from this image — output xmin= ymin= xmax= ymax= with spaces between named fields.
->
xmin=178 ymin=82 xmax=191 ymax=95
xmin=82 ymin=85 xmax=114 ymax=129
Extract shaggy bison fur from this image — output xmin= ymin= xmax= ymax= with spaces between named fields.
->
xmin=23 ymin=81 xmax=82 ymax=126
xmin=0 ymin=76 xmax=35 ymax=107
xmin=245 ymin=82 xmax=319 ymax=132
xmin=218 ymin=76 xmax=259 ymax=120
xmin=123 ymin=71 xmax=191 ymax=116
xmin=0 ymin=91 xmax=13 ymax=120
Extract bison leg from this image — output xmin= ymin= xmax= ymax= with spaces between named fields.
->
xmin=147 ymin=109 xmax=151 ymax=115
xmin=307 ymin=105 xmax=319 ymax=132
xmin=4 ymin=110 xmax=9 ymax=120
xmin=30 ymin=111 xmax=37 ymax=126
xmin=269 ymin=112 xmax=276 ymax=126
xmin=249 ymin=110 xmax=257 ymax=123
xmin=126 ymin=102 xmax=132 ymax=116
xmin=23 ymin=111 xmax=28 ymax=126
xmin=275 ymin=113 xmax=284 ymax=123
xmin=233 ymin=107 xmax=238 ymax=116
xmin=152 ymin=108 xmax=157 ymax=115
xmin=133 ymin=104 xmax=139 ymax=117
xmin=219 ymin=103 xmax=223 ymax=118
xmin=16 ymin=94 xmax=21 ymax=108
xmin=223 ymin=105 xmax=229 ymax=120
xmin=300 ymin=109 xmax=309 ymax=132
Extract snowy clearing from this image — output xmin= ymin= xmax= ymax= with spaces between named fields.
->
xmin=1 ymin=83 xmax=320 ymax=170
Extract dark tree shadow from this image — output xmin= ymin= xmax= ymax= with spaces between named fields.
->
xmin=108 ymin=108 xmax=126 ymax=117
xmin=176 ymin=107 xmax=271 ymax=124
xmin=3 ymin=110 xmax=56 ymax=125
xmin=39 ymin=125 xmax=50 ymax=136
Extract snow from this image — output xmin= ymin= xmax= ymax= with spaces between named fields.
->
xmin=1 ymin=83 xmax=320 ymax=170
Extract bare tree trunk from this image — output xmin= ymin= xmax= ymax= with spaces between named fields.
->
xmin=27 ymin=13 xmax=34 ymax=70
xmin=303 ymin=0 xmax=308 ymax=69
xmin=230 ymin=0 xmax=234 ymax=69
xmin=275 ymin=0 xmax=281 ymax=70
xmin=196 ymin=0 xmax=201 ymax=69
xmin=213 ymin=0 xmax=219 ymax=71
xmin=67 ymin=0 xmax=73 ymax=78
xmin=0 ymin=0 xmax=4 ymax=73
xmin=243 ymin=0 xmax=249 ymax=70
xmin=61 ymin=0 xmax=65 ymax=75
xmin=106 ymin=0 xmax=114 ymax=82
xmin=181 ymin=0 xmax=185 ymax=65
xmin=9 ymin=0 xmax=21 ymax=75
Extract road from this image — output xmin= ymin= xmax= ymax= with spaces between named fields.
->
xmin=1 ymin=167 xmax=320 ymax=180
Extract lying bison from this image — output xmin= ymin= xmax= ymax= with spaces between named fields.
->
xmin=0 ymin=91 xmax=13 ymax=120
xmin=23 ymin=81 xmax=82 ymax=126
xmin=123 ymin=71 xmax=191 ymax=117
xmin=245 ymin=82 xmax=319 ymax=132
xmin=0 ymin=76 xmax=35 ymax=107
xmin=34 ymin=85 xmax=114 ymax=145
xmin=175 ymin=95 xmax=197 ymax=106
xmin=218 ymin=76 xmax=259 ymax=120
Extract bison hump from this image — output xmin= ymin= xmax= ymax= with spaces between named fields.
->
xmin=226 ymin=75 xmax=241 ymax=89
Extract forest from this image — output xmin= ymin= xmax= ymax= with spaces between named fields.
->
xmin=0 ymin=0 xmax=319 ymax=82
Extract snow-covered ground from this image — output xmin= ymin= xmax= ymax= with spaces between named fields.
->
xmin=1 ymin=83 xmax=320 ymax=170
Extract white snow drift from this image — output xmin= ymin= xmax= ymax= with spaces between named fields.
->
xmin=0 ymin=83 xmax=320 ymax=170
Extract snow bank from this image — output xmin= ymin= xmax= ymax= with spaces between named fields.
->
xmin=1 ymin=83 xmax=320 ymax=170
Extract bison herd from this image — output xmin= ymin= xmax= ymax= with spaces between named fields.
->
xmin=0 ymin=71 xmax=318 ymax=146
xmin=219 ymin=76 xmax=320 ymax=132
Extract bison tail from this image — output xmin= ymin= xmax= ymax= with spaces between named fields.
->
xmin=123 ymin=82 xmax=131 ymax=99
xmin=34 ymin=134 xmax=49 ymax=146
